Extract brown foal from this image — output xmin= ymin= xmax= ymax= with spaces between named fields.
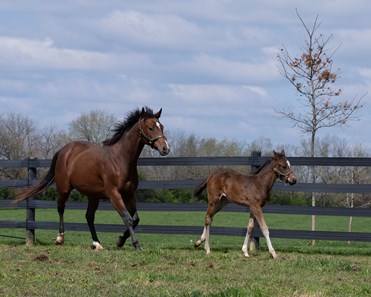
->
xmin=194 ymin=150 xmax=296 ymax=258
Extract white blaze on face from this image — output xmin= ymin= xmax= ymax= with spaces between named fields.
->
xmin=287 ymin=160 xmax=291 ymax=168
xmin=156 ymin=121 xmax=161 ymax=128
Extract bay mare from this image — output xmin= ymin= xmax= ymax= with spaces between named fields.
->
xmin=194 ymin=150 xmax=296 ymax=258
xmin=13 ymin=107 xmax=170 ymax=250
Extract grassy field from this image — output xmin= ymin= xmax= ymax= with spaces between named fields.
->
xmin=0 ymin=208 xmax=371 ymax=296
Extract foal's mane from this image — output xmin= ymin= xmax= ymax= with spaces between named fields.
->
xmin=102 ymin=106 xmax=155 ymax=146
xmin=253 ymin=160 xmax=271 ymax=174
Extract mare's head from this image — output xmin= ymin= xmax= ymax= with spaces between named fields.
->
xmin=139 ymin=107 xmax=170 ymax=156
xmin=102 ymin=107 xmax=170 ymax=156
xmin=272 ymin=150 xmax=297 ymax=185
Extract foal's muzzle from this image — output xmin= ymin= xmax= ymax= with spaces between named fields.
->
xmin=287 ymin=175 xmax=297 ymax=185
xmin=274 ymin=168 xmax=297 ymax=185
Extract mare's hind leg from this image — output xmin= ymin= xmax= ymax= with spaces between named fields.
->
xmin=195 ymin=195 xmax=227 ymax=254
xmin=116 ymin=196 xmax=140 ymax=248
xmin=55 ymin=191 xmax=71 ymax=245
xmin=86 ymin=197 xmax=103 ymax=250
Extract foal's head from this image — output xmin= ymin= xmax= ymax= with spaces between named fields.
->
xmin=272 ymin=150 xmax=297 ymax=185
xmin=139 ymin=107 xmax=170 ymax=156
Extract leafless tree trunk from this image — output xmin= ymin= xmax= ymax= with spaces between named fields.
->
xmin=276 ymin=10 xmax=364 ymax=244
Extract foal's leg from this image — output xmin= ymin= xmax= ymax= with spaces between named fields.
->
xmin=86 ymin=197 xmax=103 ymax=250
xmin=55 ymin=191 xmax=70 ymax=245
xmin=253 ymin=206 xmax=277 ymax=259
xmin=110 ymin=190 xmax=141 ymax=250
xmin=242 ymin=212 xmax=255 ymax=257
xmin=195 ymin=196 xmax=227 ymax=254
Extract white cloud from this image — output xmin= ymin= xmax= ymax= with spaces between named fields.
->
xmin=181 ymin=53 xmax=279 ymax=84
xmin=100 ymin=10 xmax=203 ymax=49
xmin=0 ymin=36 xmax=113 ymax=70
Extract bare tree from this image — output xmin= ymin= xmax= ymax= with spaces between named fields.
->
xmin=0 ymin=113 xmax=41 ymax=180
xmin=69 ymin=110 xmax=117 ymax=144
xmin=39 ymin=124 xmax=70 ymax=159
xmin=276 ymin=10 xmax=365 ymax=239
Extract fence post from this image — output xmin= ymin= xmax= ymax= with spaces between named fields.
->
xmin=26 ymin=157 xmax=37 ymax=245
xmin=250 ymin=151 xmax=261 ymax=253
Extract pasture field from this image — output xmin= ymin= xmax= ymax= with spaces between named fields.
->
xmin=0 ymin=208 xmax=371 ymax=297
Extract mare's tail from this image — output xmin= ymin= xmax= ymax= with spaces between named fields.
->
xmin=12 ymin=151 xmax=60 ymax=204
xmin=193 ymin=178 xmax=208 ymax=198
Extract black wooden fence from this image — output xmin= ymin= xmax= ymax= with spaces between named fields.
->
xmin=1 ymin=154 xmax=371 ymax=244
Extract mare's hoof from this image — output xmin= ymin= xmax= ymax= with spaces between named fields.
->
xmin=133 ymin=242 xmax=141 ymax=251
xmin=116 ymin=236 xmax=126 ymax=248
xmin=91 ymin=241 xmax=104 ymax=250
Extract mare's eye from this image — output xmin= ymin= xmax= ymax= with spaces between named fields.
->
xmin=149 ymin=127 xmax=154 ymax=131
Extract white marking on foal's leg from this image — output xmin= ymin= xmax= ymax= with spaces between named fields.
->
xmin=55 ymin=233 xmax=64 ymax=245
xmin=194 ymin=226 xmax=207 ymax=247
xmin=261 ymin=228 xmax=277 ymax=259
xmin=204 ymin=225 xmax=211 ymax=254
xmin=242 ymin=217 xmax=255 ymax=257
xmin=242 ymin=235 xmax=250 ymax=257
xmin=91 ymin=241 xmax=104 ymax=250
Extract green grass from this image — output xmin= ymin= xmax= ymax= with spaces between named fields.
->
xmin=1 ymin=208 xmax=371 ymax=296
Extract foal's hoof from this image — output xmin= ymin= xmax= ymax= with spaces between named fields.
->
xmin=116 ymin=236 xmax=126 ymax=248
xmin=55 ymin=234 xmax=64 ymax=245
xmin=194 ymin=239 xmax=202 ymax=248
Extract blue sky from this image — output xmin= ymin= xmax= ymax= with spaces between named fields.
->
xmin=0 ymin=1 xmax=370 ymax=150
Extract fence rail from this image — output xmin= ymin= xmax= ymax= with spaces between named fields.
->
xmin=1 ymin=155 xmax=371 ymax=244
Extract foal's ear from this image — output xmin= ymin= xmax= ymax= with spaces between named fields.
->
xmin=154 ymin=108 xmax=162 ymax=118
xmin=273 ymin=150 xmax=285 ymax=160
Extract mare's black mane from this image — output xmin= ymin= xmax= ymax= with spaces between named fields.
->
xmin=102 ymin=106 xmax=155 ymax=146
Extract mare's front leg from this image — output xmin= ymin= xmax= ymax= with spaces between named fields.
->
xmin=252 ymin=206 xmax=277 ymax=259
xmin=109 ymin=190 xmax=141 ymax=250
xmin=116 ymin=210 xmax=140 ymax=248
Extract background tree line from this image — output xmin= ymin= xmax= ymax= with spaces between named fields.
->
xmin=0 ymin=110 xmax=370 ymax=208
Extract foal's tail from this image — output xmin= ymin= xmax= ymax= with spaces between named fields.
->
xmin=12 ymin=151 xmax=60 ymax=204
xmin=193 ymin=178 xmax=208 ymax=198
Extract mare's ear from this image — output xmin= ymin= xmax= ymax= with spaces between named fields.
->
xmin=155 ymin=108 xmax=162 ymax=118
xmin=281 ymin=149 xmax=285 ymax=155
xmin=141 ymin=107 xmax=146 ymax=116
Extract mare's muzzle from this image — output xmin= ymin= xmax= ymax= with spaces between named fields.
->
xmin=140 ymin=130 xmax=170 ymax=156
